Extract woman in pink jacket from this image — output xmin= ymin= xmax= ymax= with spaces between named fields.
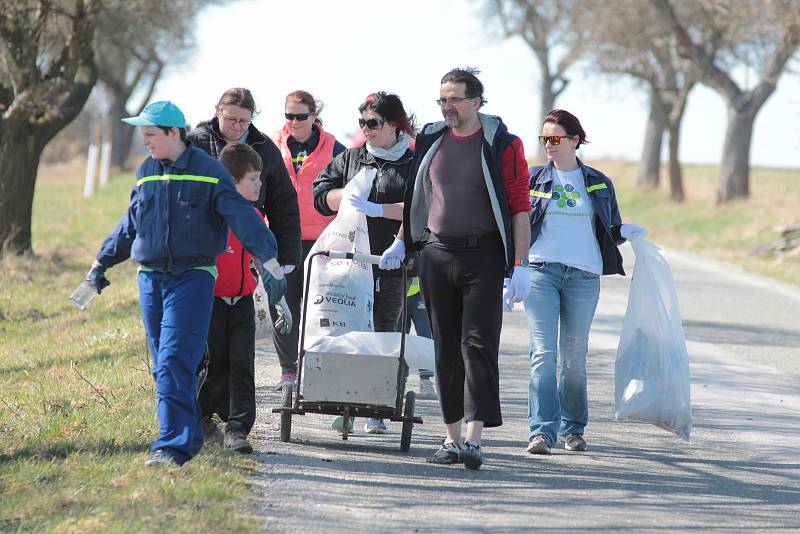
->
xmin=270 ymin=91 xmax=346 ymax=390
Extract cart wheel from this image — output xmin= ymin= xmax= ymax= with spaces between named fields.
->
xmin=280 ymin=384 xmax=292 ymax=443
xmin=400 ymin=390 xmax=416 ymax=452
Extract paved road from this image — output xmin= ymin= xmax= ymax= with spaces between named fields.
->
xmin=249 ymin=243 xmax=800 ymax=533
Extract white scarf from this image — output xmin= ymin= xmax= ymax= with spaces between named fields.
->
xmin=365 ymin=136 xmax=410 ymax=161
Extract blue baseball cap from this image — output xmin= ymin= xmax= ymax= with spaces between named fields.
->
xmin=122 ymin=100 xmax=186 ymax=128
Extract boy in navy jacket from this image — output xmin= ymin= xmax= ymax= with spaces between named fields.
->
xmin=83 ymin=101 xmax=287 ymax=467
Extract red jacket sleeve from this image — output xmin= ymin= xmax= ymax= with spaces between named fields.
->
xmin=502 ymin=137 xmax=531 ymax=215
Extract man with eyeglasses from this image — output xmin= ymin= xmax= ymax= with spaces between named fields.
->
xmin=379 ymin=67 xmax=531 ymax=470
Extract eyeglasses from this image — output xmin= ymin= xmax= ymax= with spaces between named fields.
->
xmin=436 ymin=96 xmax=472 ymax=107
xmin=285 ymin=113 xmax=311 ymax=121
xmin=358 ymin=117 xmax=386 ymax=130
xmin=538 ymin=135 xmax=573 ymax=146
xmin=220 ymin=113 xmax=252 ymax=127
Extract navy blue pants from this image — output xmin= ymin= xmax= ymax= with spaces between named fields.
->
xmin=139 ymin=269 xmax=215 ymax=465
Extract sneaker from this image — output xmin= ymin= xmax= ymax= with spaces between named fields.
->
xmin=145 ymin=449 xmax=178 ymax=467
xmin=526 ymin=435 xmax=551 ymax=455
xmin=331 ymin=416 xmax=354 ymax=434
xmin=203 ymin=418 xmax=224 ymax=447
xmin=273 ymin=372 xmax=297 ymax=392
xmin=224 ymin=428 xmax=253 ymax=454
xmin=417 ymin=377 xmax=436 ymax=397
xmin=426 ymin=440 xmax=462 ymax=464
xmin=563 ymin=433 xmax=587 ymax=452
xmin=460 ymin=441 xmax=483 ymax=470
xmin=364 ymin=418 xmax=387 ymax=434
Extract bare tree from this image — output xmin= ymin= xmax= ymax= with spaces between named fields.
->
xmin=583 ymin=1 xmax=710 ymax=201
xmin=95 ymin=1 xmax=213 ymax=170
xmin=0 ymin=0 xmax=100 ymax=254
xmin=652 ymin=0 xmax=800 ymax=203
xmin=486 ymin=0 xmax=583 ymax=160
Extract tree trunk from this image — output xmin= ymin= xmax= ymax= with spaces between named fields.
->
xmin=667 ymin=123 xmax=684 ymax=202
xmin=109 ymin=97 xmax=135 ymax=170
xmin=637 ymin=91 xmax=666 ymax=189
xmin=717 ymin=105 xmax=756 ymax=203
xmin=0 ymin=131 xmax=44 ymax=253
xmin=535 ymin=80 xmax=557 ymax=164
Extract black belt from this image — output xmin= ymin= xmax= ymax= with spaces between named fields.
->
xmin=424 ymin=230 xmax=501 ymax=248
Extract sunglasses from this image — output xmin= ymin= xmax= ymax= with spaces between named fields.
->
xmin=538 ymin=135 xmax=573 ymax=146
xmin=285 ymin=112 xmax=311 ymax=121
xmin=358 ymin=117 xmax=386 ymax=130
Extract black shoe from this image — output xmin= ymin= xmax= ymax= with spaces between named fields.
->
xmin=224 ymin=428 xmax=253 ymax=454
xmin=426 ymin=440 xmax=462 ymax=464
xmin=563 ymin=433 xmax=587 ymax=452
xmin=460 ymin=441 xmax=483 ymax=470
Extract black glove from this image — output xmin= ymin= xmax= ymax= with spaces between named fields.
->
xmin=260 ymin=258 xmax=287 ymax=305
xmin=86 ymin=261 xmax=110 ymax=294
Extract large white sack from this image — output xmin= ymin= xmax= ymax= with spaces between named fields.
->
xmin=305 ymin=331 xmax=435 ymax=371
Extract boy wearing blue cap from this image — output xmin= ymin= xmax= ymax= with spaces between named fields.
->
xmin=82 ymin=100 xmax=288 ymax=467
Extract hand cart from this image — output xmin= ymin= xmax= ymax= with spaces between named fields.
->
xmin=272 ymin=250 xmax=423 ymax=451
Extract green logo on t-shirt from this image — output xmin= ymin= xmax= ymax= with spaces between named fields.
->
xmin=554 ymin=186 xmax=580 ymax=208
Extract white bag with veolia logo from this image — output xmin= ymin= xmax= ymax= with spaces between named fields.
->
xmin=302 ymin=168 xmax=376 ymax=343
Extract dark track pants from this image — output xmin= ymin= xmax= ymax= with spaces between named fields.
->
xmin=197 ymin=295 xmax=256 ymax=434
xmin=418 ymin=234 xmax=505 ymax=427
xmin=139 ymin=269 xmax=215 ymax=465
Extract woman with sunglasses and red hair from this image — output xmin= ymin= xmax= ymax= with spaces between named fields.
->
xmin=313 ymin=91 xmax=416 ymax=435
xmin=520 ymin=109 xmax=647 ymax=456
xmin=270 ymin=90 xmax=346 ymax=391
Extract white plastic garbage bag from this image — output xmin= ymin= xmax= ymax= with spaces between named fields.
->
xmin=302 ymin=168 xmax=376 ymax=339
xmin=615 ymin=238 xmax=692 ymax=440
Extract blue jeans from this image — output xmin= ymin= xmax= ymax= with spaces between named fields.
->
xmin=523 ymin=262 xmax=600 ymax=446
xmin=139 ymin=269 xmax=215 ymax=464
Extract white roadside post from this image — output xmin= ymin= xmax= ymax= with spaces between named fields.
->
xmin=99 ymin=138 xmax=112 ymax=187
xmin=83 ymin=143 xmax=99 ymax=199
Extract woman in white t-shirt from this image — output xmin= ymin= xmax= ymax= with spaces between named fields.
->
xmin=517 ymin=109 xmax=647 ymax=455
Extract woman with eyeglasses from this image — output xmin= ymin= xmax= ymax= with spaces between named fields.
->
xmin=519 ymin=109 xmax=647 ymax=456
xmin=188 ymin=88 xmax=301 ymax=269
xmin=270 ymin=90 xmax=346 ymax=392
xmin=313 ymin=91 xmax=415 ymax=435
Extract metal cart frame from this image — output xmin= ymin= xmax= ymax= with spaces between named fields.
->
xmin=272 ymin=250 xmax=423 ymax=451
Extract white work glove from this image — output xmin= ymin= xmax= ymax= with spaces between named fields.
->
xmin=281 ymin=264 xmax=295 ymax=275
xmin=620 ymin=223 xmax=648 ymax=242
xmin=272 ymin=296 xmax=293 ymax=334
xmin=502 ymin=279 xmax=514 ymax=312
xmin=502 ymin=266 xmax=530 ymax=312
xmin=349 ymin=195 xmax=384 ymax=218
xmin=379 ymin=238 xmax=405 ymax=270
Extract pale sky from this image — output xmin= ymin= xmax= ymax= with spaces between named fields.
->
xmin=150 ymin=0 xmax=800 ymax=169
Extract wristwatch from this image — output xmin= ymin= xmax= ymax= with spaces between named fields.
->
xmin=514 ymin=258 xmax=530 ymax=267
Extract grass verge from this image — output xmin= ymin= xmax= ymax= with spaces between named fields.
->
xmin=596 ymin=160 xmax=800 ymax=286
xmin=0 ymin=160 xmax=262 ymax=533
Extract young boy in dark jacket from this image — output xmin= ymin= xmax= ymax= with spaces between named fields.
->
xmin=197 ymin=143 xmax=292 ymax=453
